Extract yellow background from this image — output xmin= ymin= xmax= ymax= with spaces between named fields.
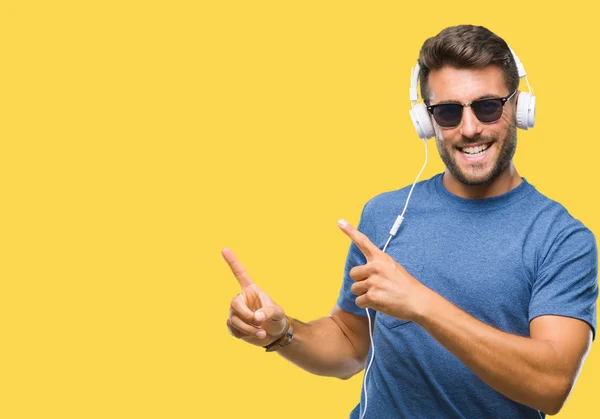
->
xmin=1 ymin=1 xmax=598 ymax=418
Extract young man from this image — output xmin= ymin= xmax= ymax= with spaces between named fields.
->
xmin=222 ymin=25 xmax=598 ymax=418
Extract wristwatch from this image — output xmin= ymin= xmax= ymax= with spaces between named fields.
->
xmin=263 ymin=316 xmax=294 ymax=352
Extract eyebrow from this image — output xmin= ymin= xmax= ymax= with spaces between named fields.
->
xmin=434 ymin=94 xmax=505 ymax=105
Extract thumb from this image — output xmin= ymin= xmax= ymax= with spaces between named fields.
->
xmin=255 ymin=292 xmax=286 ymax=336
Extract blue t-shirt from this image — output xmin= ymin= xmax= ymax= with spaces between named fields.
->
xmin=337 ymin=173 xmax=598 ymax=419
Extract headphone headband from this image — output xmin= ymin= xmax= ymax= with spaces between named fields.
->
xmin=409 ymin=63 xmax=421 ymax=102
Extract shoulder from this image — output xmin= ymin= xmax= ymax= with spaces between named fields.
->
xmin=361 ymin=174 xmax=441 ymax=217
xmin=526 ymin=184 xmax=595 ymax=240
xmin=525 ymin=184 xmax=597 ymax=270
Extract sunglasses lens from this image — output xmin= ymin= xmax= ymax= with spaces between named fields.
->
xmin=432 ymin=104 xmax=463 ymax=128
xmin=472 ymin=99 xmax=503 ymax=123
xmin=430 ymin=95 xmax=511 ymax=128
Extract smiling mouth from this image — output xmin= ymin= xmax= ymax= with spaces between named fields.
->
xmin=458 ymin=142 xmax=493 ymax=157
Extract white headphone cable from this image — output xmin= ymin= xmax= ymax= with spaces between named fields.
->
xmin=524 ymin=75 xmax=534 ymax=96
xmin=359 ymin=138 xmax=429 ymax=419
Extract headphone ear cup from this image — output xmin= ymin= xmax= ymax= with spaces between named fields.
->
xmin=516 ymin=91 xmax=536 ymax=130
xmin=410 ymin=104 xmax=435 ymax=139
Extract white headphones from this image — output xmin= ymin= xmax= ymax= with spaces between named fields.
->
xmin=409 ymin=46 xmax=536 ymax=140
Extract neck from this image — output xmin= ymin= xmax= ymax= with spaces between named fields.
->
xmin=442 ymin=163 xmax=522 ymax=199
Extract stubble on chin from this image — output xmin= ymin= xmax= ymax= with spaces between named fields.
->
xmin=434 ymin=122 xmax=518 ymax=186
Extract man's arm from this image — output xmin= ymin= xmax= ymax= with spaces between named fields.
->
xmin=222 ymin=248 xmax=372 ymax=380
xmin=277 ymin=305 xmax=373 ymax=380
xmin=337 ymin=218 xmax=595 ymax=415
xmin=416 ymin=293 xmax=593 ymax=415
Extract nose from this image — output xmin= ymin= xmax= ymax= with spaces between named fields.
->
xmin=459 ymin=106 xmax=483 ymax=138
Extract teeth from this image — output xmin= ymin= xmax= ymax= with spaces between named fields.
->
xmin=462 ymin=143 xmax=490 ymax=155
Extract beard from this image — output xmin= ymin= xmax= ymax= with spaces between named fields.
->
xmin=435 ymin=121 xmax=517 ymax=186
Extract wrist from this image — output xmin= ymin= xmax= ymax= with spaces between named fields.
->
xmin=263 ymin=316 xmax=294 ymax=352
xmin=412 ymin=284 xmax=437 ymax=325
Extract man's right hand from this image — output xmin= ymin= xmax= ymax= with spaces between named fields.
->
xmin=222 ymin=248 xmax=288 ymax=348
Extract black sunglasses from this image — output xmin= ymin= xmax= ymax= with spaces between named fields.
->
xmin=426 ymin=90 xmax=517 ymax=128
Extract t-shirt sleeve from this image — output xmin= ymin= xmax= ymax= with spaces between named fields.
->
xmin=529 ymin=223 xmax=598 ymax=340
xmin=336 ymin=200 xmax=377 ymax=318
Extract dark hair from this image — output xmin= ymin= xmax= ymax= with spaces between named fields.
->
xmin=418 ymin=25 xmax=519 ymax=104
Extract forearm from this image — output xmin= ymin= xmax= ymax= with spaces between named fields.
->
xmin=416 ymin=291 xmax=571 ymax=414
xmin=276 ymin=316 xmax=366 ymax=380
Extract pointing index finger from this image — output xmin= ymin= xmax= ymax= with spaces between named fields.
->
xmin=221 ymin=248 xmax=254 ymax=288
xmin=337 ymin=219 xmax=379 ymax=260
